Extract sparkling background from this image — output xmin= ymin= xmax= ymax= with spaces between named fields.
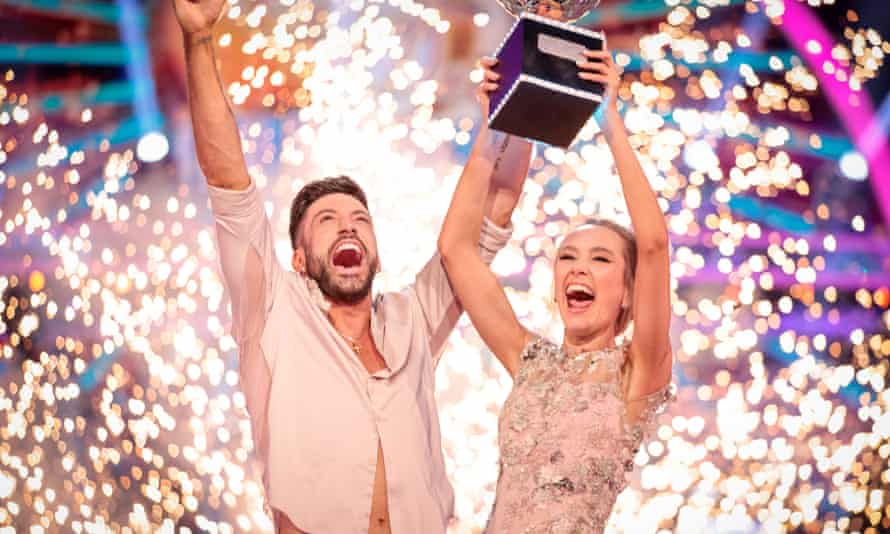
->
xmin=1 ymin=0 xmax=889 ymax=532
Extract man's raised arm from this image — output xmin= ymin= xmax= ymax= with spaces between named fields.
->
xmin=174 ymin=0 xmax=250 ymax=190
xmin=411 ymin=60 xmax=531 ymax=363
xmin=174 ymin=0 xmax=279 ymax=464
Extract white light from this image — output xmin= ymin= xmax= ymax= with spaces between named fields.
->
xmin=839 ymin=151 xmax=868 ymax=181
xmin=137 ymin=131 xmax=170 ymax=163
xmin=18 ymin=313 xmax=39 ymax=337
xmin=683 ymin=140 xmax=718 ymax=171
xmin=473 ymin=13 xmax=490 ymax=27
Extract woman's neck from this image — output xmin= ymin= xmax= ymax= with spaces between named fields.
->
xmin=562 ymin=328 xmax=616 ymax=355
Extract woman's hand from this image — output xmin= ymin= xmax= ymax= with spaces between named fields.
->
xmin=576 ymin=44 xmax=623 ymax=128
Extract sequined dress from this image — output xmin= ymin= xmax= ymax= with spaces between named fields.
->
xmin=486 ymin=337 xmax=673 ymax=533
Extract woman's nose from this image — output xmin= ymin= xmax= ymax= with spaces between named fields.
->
xmin=570 ymin=263 xmax=590 ymax=275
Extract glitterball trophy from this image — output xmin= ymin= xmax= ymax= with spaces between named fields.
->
xmin=489 ymin=0 xmax=605 ymax=147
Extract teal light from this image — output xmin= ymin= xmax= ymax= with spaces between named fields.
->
xmin=727 ymin=195 xmax=814 ymax=234
xmin=0 ymin=43 xmax=127 ymax=65
xmin=620 ymin=50 xmax=798 ymax=73
xmin=578 ymin=0 xmax=747 ymax=25
xmin=1 ymin=0 xmax=118 ymax=24
xmin=33 ymin=82 xmax=135 ymax=112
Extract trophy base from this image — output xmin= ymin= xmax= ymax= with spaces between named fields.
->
xmin=488 ymin=12 xmax=606 ymax=148
xmin=490 ymin=74 xmax=601 ymax=148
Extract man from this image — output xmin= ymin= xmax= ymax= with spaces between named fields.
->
xmin=172 ymin=0 xmax=532 ymax=532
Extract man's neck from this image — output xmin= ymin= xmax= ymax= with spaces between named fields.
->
xmin=328 ymin=297 xmax=373 ymax=339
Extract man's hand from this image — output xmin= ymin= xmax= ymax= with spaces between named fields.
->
xmin=172 ymin=0 xmax=226 ymax=36
xmin=476 ymin=56 xmax=501 ymax=126
xmin=472 ymin=56 xmax=509 ymax=162
xmin=178 ymin=0 xmax=250 ymax=190
xmin=471 ymin=56 xmax=529 ymax=226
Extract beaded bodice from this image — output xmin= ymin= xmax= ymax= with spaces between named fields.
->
xmin=486 ymin=337 xmax=673 ymax=533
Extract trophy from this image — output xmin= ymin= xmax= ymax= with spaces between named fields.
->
xmin=488 ymin=1 xmax=605 ymax=148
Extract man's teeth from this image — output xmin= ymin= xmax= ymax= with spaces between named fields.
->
xmin=566 ymin=283 xmax=594 ymax=297
xmin=335 ymin=242 xmax=361 ymax=255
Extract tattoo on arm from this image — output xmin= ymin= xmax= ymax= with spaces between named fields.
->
xmin=492 ymin=134 xmax=511 ymax=173
xmin=191 ymin=33 xmax=238 ymax=118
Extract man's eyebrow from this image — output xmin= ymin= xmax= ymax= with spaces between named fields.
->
xmin=312 ymin=209 xmax=337 ymax=221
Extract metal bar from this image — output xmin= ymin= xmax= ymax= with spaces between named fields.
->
xmin=681 ymin=264 xmax=890 ymax=291
xmin=578 ymin=0 xmax=747 ymax=26
xmin=726 ymin=195 xmax=814 ymax=234
xmin=670 ymin=230 xmax=890 ymax=255
xmin=0 ymin=0 xmax=119 ymax=24
xmin=115 ymin=0 xmax=162 ymax=133
xmin=0 ymin=43 xmax=127 ymax=65
xmin=0 ymin=81 xmax=134 ymax=113
xmin=620 ymin=49 xmax=798 ymax=74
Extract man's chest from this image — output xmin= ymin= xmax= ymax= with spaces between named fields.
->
xmin=358 ymin=343 xmax=388 ymax=375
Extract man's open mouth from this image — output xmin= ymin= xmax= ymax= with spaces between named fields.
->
xmin=331 ymin=240 xmax=365 ymax=270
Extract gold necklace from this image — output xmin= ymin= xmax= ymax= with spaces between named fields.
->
xmin=338 ymin=331 xmax=361 ymax=355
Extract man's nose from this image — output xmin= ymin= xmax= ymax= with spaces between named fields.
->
xmin=338 ymin=219 xmax=357 ymax=234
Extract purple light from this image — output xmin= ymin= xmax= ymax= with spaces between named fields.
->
xmin=681 ymin=264 xmax=890 ymax=291
xmin=780 ymin=0 xmax=890 ymax=226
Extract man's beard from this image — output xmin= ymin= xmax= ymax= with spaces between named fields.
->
xmin=306 ymin=252 xmax=379 ymax=304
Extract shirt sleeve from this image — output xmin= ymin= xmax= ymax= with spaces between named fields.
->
xmin=208 ymin=180 xmax=284 ymax=349
xmin=207 ymin=180 xmax=289 ymax=468
xmin=410 ymin=217 xmax=514 ymax=365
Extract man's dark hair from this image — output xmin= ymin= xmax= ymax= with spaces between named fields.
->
xmin=288 ymin=175 xmax=369 ymax=249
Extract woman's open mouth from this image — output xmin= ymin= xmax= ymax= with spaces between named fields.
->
xmin=565 ymin=283 xmax=595 ymax=312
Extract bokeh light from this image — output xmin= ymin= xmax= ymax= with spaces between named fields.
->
xmin=1 ymin=0 xmax=889 ymax=533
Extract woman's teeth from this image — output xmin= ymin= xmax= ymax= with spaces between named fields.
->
xmin=565 ymin=283 xmax=594 ymax=297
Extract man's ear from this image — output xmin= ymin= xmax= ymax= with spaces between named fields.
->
xmin=292 ymin=247 xmax=306 ymax=274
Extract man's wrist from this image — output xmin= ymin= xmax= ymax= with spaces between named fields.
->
xmin=184 ymin=29 xmax=214 ymax=48
xmin=486 ymin=203 xmax=515 ymax=228
xmin=471 ymin=126 xmax=502 ymax=160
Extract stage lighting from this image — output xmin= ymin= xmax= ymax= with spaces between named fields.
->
xmin=136 ymin=131 xmax=170 ymax=163
xmin=839 ymin=150 xmax=868 ymax=181
xmin=683 ymin=139 xmax=719 ymax=172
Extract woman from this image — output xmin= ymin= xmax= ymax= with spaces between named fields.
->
xmin=437 ymin=42 xmax=674 ymax=532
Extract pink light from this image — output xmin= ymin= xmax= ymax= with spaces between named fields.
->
xmin=780 ymin=0 xmax=890 ymax=225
